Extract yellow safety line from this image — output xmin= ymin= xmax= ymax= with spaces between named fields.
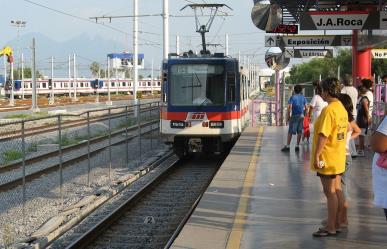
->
xmin=226 ymin=126 xmax=263 ymax=249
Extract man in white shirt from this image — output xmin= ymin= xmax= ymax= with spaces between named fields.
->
xmin=341 ymin=75 xmax=358 ymax=119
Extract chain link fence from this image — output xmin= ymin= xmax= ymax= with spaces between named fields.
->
xmin=0 ymin=101 xmax=166 ymax=247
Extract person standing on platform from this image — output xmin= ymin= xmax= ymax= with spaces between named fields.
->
xmin=341 ymin=74 xmax=358 ymax=158
xmin=309 ymin=83 xmax=327 ymax=123
xmin=381 ymin=74 xmax=387 ymax=102
xmin=356 ymin=85 xmax=371 ymax=157
xmin=311 ymin=78 xmax=348 ymax=237
xmin=337 ymin=93 xmax=361 ymax=228
xmin=302 ymin=106 xmax=311 ymax=144
xmin=361 ymin=78 xmax=374 ymax=122
xmin=281 ymin=84 xmax=307 ymax=152
xmin=370 ymin=117 xmax=387 ymax=220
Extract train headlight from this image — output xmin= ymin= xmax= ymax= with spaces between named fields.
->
xmin=209 ymin=121 xmax=224 ymax=128
xmin=170 ymin=120 xmax=185 ymax=129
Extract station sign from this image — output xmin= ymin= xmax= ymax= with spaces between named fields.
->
xmin=371 ymin=49 xmax=387 ymax=59
xmin=285 ymin=49 xmax=333 ymax=58
xmin=265 ymin=35 xmax=352 ymax=47
xmin=300 ymin=11 xmax=386 ymax=30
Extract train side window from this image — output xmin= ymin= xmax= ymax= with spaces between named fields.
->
xmin=42 ymin=83 xmax=47 ymax=88
xmin=122 ymin=82 xmax=126 ymax=87
xmin=112 ymin=82 xmax=115 ymax=87
xmin=227 ymin=72 xmax=236 ymax=103
xmin=157 ymin=82 xmax=161 ymax=86
xmin=142 ymin=82 xmax=146 ymax=86
xmin=147 ymin=81 xmax=151 ymax=86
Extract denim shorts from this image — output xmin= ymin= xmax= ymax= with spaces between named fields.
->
xmin=288 ymin=115 xmax=304 ymax=135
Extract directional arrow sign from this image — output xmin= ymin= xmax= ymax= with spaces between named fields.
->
xmin=284 ymin=49 xmax=294 ymax=58
xmin=265 ymin=35 xmax=352 ymax=47
xmin=371 ymin=49 xmax=387 ymax=59
xmin=265 ymin=36 xmax=276 ymax=47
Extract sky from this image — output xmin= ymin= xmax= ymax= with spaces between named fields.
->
xmin=1 ymin=0 xmax=276 ymax=76
xmin=1 ymin=0 xmax=360 ymax=78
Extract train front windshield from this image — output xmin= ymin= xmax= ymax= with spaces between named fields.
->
xmin=170 ymin=64 xmax=225 ymax=106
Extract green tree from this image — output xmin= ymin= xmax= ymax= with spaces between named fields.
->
xmin=13 ymin=68 xmax=43 ymax=79
xmin=287 ymin=48 xmax=387 ymax=84
xmin=90 ymin=61 xmax=106 ymax=78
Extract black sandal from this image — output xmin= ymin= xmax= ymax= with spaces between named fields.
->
xmin=313 ymin=229 xmax=337 ymax=237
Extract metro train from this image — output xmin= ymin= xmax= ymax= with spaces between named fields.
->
xmin=160 ymin=52 xmax=250 ymax=157
xmin=3 ymin=78 xmax=162 ymax=97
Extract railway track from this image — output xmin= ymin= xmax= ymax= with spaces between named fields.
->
xmin=0 ymin=119 xmax=159 ymax=192
xmin=49 ymin=153 xmax=224 ymax=249
xmin=0 ymin=105 xmax=159 ymax=142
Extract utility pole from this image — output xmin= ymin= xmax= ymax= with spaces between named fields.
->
xmin=21 ymin=53 xmax=24 ymax=99
xmin=9 ymin=59 xmax=14 ymax=106
xmin=133 ymin=0 xmax=139 ymax=116
xmin=49 ymin=56 xmax=54 ymax=105
xmin=225 ymin=33 xmax=229 ymax=56
xmin=163 ymin=0 xmax=169 ymax=59
xmin=151 ymin=58 xmax=154 ymax=95
xmin=176 ymin=35 xmax=180 ymax=55
xmin=107 ymin=57 xmax=112 ymax=105
xmin=10 ymin=20 xmax=26 ymax=104
xmin=68 ymin=55 xmax=72 ymax=98
xmin=73 ymin=53 xmax=77 ymax=101
xmin=31 ymin=38 xmax=39 ymax=112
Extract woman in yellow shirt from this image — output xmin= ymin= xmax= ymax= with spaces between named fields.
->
xmin=311 ymin=78 xmax=348 ymax=237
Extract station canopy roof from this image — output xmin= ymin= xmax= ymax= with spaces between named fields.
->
xmin=271 ymin=0 xmax=387 ymax=24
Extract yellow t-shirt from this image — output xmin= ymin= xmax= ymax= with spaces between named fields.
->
xmin=311 ymin=100 xmax=348 ymax=175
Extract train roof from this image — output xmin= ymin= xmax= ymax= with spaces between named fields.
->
xmin=167 ymin=52 xmax=237 ymax=62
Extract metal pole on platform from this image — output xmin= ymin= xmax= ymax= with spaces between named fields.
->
xmin=31 ymin=38 xmax=39 ymax=112
xmin=133 ymin=0 xmax=139 ymax=116
xmin=275 ymin=70 xmax=280 ymax=126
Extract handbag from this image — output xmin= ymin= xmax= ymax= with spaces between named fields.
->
xmin=376 ymin=152 xmax=387 ymax=169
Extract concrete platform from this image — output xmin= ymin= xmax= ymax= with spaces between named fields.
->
xmin=171 ymin=126 xmax=387 ymax=249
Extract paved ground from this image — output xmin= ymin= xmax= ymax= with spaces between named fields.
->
xmin=172 ymin=126 xmax=387 ymax=249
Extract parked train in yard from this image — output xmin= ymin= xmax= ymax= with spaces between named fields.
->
xmin=160 ymin=52 xmax=250 ymax=157
xmin=3 ymin=78 xmax=162 ymax=97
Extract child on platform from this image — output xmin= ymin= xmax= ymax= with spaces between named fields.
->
xmin=302 ymin=106 xmax=311 ymax=144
